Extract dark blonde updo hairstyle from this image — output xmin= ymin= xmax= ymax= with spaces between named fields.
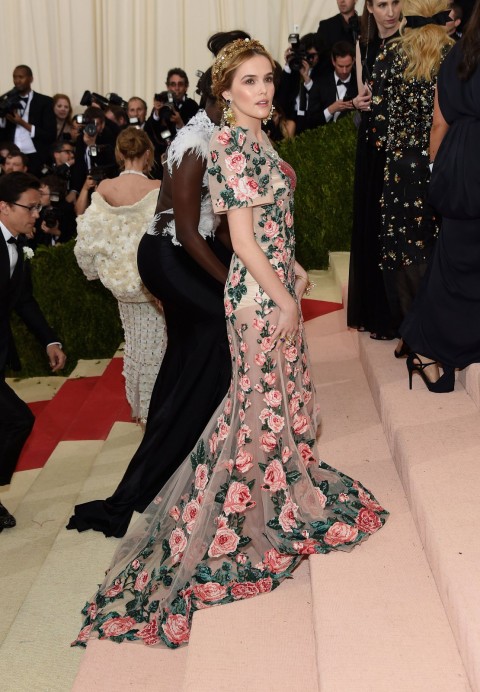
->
xmin=211 ymin=38 xmax=276 ymax=107
xmin=115 ymin=126 xmax=154 ymax=173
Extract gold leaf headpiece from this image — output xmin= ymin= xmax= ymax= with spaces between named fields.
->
xmin=212 ymin=38 xmax=268 ymax=86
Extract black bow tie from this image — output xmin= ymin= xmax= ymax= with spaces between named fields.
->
xmin=19 ymin=96 xmax=28 ymax=102
xmin=7 ymin=236 xmax=18 ymax=245
xmin=337 ymin=79 xmax=349 ymax=86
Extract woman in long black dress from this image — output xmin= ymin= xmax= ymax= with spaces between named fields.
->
xmin=67 ymin=33 xmax=250 ymax=538
xmin=379 ymin=0 xmax=453 ymax=356
xmin=401 ymin=2 xmax=480 ymax=392
xmin=347 ymin=0 xmax=402 ymax=339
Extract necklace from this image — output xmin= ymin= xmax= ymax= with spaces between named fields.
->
xmin=119 ymin=170 xmax=147 ymax=178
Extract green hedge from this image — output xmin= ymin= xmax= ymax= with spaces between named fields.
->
xmin=276 ymin=114 xmax=356 ymax=269
xmin=9 ymin=240 xmax=123 ymax=377
xmin=10 ymin=120 xmax=356 ymax=376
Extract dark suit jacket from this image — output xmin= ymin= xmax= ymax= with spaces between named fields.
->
xmin=317 ymin=13 xmax=357 ymax=72
xmin=0 ymin=236 xmax=57 ymax=372
xmin=276 ymin=64 xmax=323 ymax=134
xmin=70 ymin=129 xmax=118 ymax=194
xmin=305 ymin=72 xmax=358 ymax=128
xmin=0 ymin=92 xmax=57 ymax=168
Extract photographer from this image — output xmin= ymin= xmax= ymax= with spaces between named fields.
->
xmin=0 ymin=65 xmax=56 ymax=177
xmin=29 ymin=174 xmax=77 ymax=248
xmin=276 ymin=32 xmax=323 ymax=135
xmin=69 ymin=106 xmax=117 ymax=202
xmin=149 ymin=69 xmax=198 ymax=143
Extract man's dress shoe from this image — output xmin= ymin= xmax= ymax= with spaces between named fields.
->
xmin=0 ymin=502 xmax=16 ymax=530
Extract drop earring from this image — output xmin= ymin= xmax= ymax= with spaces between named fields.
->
xmin=222 ymin=99 xmax=236 ymax=128
xmin=263 ymin=104 xmax=275 ymax=126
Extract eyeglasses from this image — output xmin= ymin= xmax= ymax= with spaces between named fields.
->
xmin=306 ymin=52 xmax=319 ymax=62
xmin=168 ymin=81 xmax=185 ymax=87
xmin=59 ymin=149 xmax=74 ymax=155
xmin=11 ymin=202 xmax=42 ymax=213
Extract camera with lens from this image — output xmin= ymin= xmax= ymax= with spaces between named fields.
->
xmin=0 ymin=87 xmax=23 ymax=117
xmin=88 ymin=166 xmax=111 ymax=184
xmin=73 ymin=114 xmax=98 ymax=137
xmin=39 ymin=189 xmax=61 ymax=229
xmin=80 ymin=90 xmax=128 ymax=111
xmin=287 ymin=33 xmax=308 ymax=72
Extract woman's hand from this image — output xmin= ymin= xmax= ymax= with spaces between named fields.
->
xmin=272 ymin=296 xmax=300 ymax=347
xmin=352 ymin=85 xmax=372 ymax=112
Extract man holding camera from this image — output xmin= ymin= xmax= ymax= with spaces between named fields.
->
xmin=277 ymin=33 xmax=323 ymax=136
xmin=70 ymin=106 xmax=117 ymax=206
xmin=163 ymin=69 xmax=199 ymax=131
xmin=0 ymin=66 xmax=56 ymax=178
xmin=0 ymin=172 xmax=66 ymax=531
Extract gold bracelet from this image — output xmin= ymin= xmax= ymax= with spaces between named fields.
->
xmin=304 ymin=280 xmax=316 ymax=296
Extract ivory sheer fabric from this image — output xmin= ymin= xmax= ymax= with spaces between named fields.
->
xmin=0 ymin=0 xmax=343 ymax=110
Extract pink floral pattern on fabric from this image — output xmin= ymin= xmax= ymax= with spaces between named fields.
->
xmin=73 ymin=125 xmax=388 ymax=650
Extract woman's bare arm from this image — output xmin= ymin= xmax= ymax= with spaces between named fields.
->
xmin=172 ymin=152 xmax=229 ymax=284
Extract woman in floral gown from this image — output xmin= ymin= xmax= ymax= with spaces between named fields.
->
xmin=74 ymin=38 xmax=388 ymax=650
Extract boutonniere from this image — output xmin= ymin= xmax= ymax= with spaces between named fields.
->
xmin=23 ymin=247 xmax=34 ymax=260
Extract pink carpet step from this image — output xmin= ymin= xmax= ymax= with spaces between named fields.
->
xmin=459 ymin=363 xmax=480 ymax=411
xmin=306 ymin=324 xmax=468 ymax=690
xmin=359 ymin=333 xmax=480 ymax=691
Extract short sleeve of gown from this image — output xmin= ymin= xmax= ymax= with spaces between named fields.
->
xmin=207 ymin=125 xmax=275 ymax=214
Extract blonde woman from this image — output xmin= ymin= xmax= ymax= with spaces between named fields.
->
xmin=74 ymin=127 xmax=166 ymax=421
xmin=379 ymin=0 xmax=453 ymax=358
xmin=52 ymin=93 xmax=73 ymax=140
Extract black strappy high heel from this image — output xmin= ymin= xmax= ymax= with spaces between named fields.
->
xmin=406 ymin=353 xmax=455 ymax=393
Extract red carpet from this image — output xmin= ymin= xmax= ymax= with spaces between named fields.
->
xmin=17 ymin=300 xmax=342 ymax=472
xmin=18 ymin=359 xmax=131 ymax=472
xmin=301 ymin=298 xmax=342 ymax=322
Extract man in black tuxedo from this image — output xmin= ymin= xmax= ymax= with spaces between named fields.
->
xmin=0 ymin=172 xmax=66 ymax=530
xmin=317 ymin=0 xmax=358 ymax=72
xmin=306 ymin=42 xmax=358 ymax=128
xmin=0 ymin=65 xmax=56 ymax=177
xmin=164 ymin=69 xmax=199 ymax=130
xmin=127 ymin=97 xmax=164 ymax=179
xmin=70 ymin=107 xmax=118 ymax=197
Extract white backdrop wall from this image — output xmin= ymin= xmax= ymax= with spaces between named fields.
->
xmin=0 ymin=0 xmax=344 ymax=111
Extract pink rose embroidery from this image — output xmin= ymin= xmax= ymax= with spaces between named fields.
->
xmin=315 ymin=487 xmax=327 ymax=508
xmin=255 ymin=352 xmax=267 ymax=367
xmin=134 ymin=570 xmax=149 ymax=591
xmin=262 ymin=459 xmax=287 ymax=491
xmin=217 ymin=419 xmax=230 ymax=441
xmin=101 ymin=616 xmax=138 ymax=638
xmin=264 ymin=372 xmax=276 ymax=386
xmin=162 ymin=613 xmax=190 ymax=645
xmin=284 ymin=345 xmax=298 ymax=363
xmin=298 ymin=442 xmax=315 ymax=466
xmin=137 ymin=619 xmax=159 ymax=646
xmin=260 ymin=431 xmax=278 ymax=453
xmin=289 ymin=393 xmax=301 ymax=415
xmin=285 ymin=211 xmax=293 ymax=227
xmin=234 ymin=176 xmax=259 ymax=202
xmin=263 ymin=548 xmax=294 ymax=573
xmin=264 ymin=389 xmax=282 ymax=408
xmin=268 ymin=413 xmax=285 ymax=433
xmin=217 ymin=128 xmax=231 ymax=145
xmin=104 ymin=579 xmax=123 ymax=598
xmin=355 ymin=508 xmax=383 ymax=534
xmin=293 ymin=538 xmax=318 ymax=554
xmin=292 ymin=413 xmax=309 ymax=435
xmin=358 ymin=488 xmax=385 ymax=513
xmin=324 ymin=522 xmax=359 ymax=547
xmin=239 ymin=375 xmax=251 ymax=392
xmin=193 ymin=582 xmax=227 ymax=602
xmin=236 ymin=424 xmax=251 ymax=446
xmin=209 ymin=432 xmax=218 ymax=454
xmin=224 ymin=481 xmax=254 ymax=515
xmin=279 ymin=496 xmax=299 ymax=532
xmin=169 ymin=527 xmax=187 ymax=557
xmin=225 ymin=299 xmax=233 ymax=317
xmin=195 ymin=464 xmax=209 ymax=490
xmin=253 ymin=318 xmax=265 ymax=331
xmin=168 ymin=505 xmax=181 ymax=521
xmin=260 ymin=336 xmax=275 ymax=352
xmin=225 ymin=152 xmax=247 ymax=174
xmin=237 ymin=131 xmax=246 ymax=146
xmin=208 ymin=527 xmax=240 ymax=557
xmin=282 ymin=446 xmax=292 ymax=463
xmin=235 ymin=450 xmax=254 ymax=474
xmin=230 ymin=271 xmax=241 ymax=287
xmin=263 ymin=220 xmax=279 ymax=238
xmin=182 ymin=500 xmax=200 ymax=534
xmin=257 ymin=577 xmax=273 ymax=593
xmin=76 ymin=624 xmax=93 ymax=643
xmin=287 ymin=381 xmax=295 ymax=394
xmin=230 ymin=581 xmax=259 ymax=600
